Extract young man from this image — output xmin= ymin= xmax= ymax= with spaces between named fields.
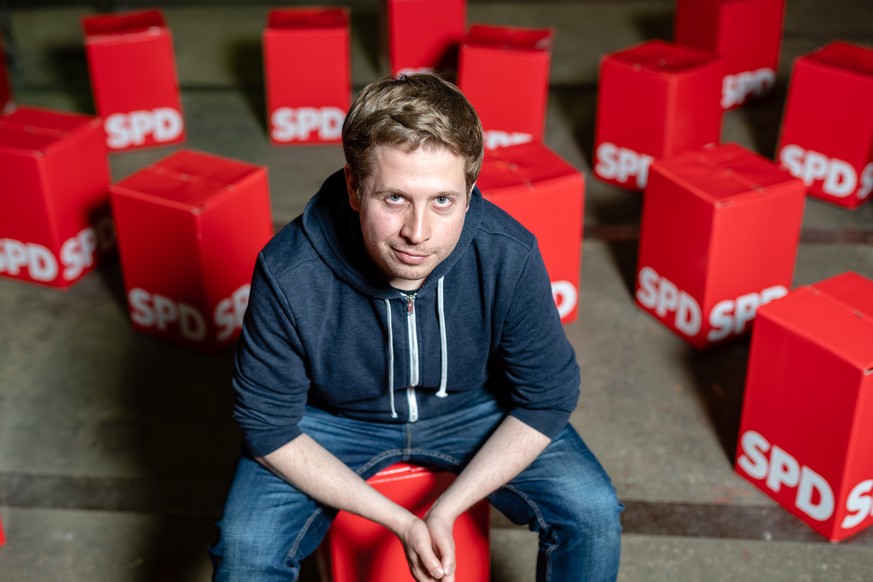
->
xmin=210 ymin=74 xmax=623 ymax=581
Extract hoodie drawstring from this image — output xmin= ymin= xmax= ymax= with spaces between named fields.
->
xmin=384 ymin=299 xmax=398 ymax=418
xmin=435 ymin=277 xmax=448 ymax=398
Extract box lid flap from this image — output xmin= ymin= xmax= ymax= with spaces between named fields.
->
xmin=654 ymin=143 xmax=803 ymax=204
xmin=114 ymin=149 xmax=262 ymax=209
xmin=466 ymin=24 xmax=553 ymax=52
xmin=804 ymin=41 xmax=873 ymax=79
xmin=813 ymin=272 xmax=873 ymax=321
xmin=609 ymin=39 xmax=719 ymax=74
xmin=83 ymin=9 xmax=167 ymax=39
xmin=0 ymin=106 xmax=96 ymax=154
xmin=477 ymin=141 xmax=581 ymax=193
xmin=267 ymin=7 xmax=348 ymax=29
xmin=760 ymin=272 xmax=873 ymax=371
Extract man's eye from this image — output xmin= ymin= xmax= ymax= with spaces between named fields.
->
xmin=386 ymin=194 xmax=403 ymax=203
xmin=435 ymin=196 xmax=451 ymax=206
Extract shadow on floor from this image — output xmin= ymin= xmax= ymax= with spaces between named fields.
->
xmin=631 ymin=3 xmax=674 ymax=41
xmin=46 ymin=43 xmax=95 ymax=114
xmin=113 ymin=335 xmax=241 ymax=581
xmin=684 ymin=338 xmax=751 ymax=463
xmin=736 ymin=80 xmax=789 ymax=159
xmin=227 ymin=37 xmax=267 ymax=137
xmin=349 ymin=3 xmax=381 ymax=82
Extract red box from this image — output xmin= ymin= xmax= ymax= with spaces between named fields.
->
xmin=458 ymin=24 xmax=553 ymax=150
xmin=384 ymin=0 xmax=466 ymax=76
xmin=635 ymin=143 xmax=805 ymax=348
xmin=320 ymin=463 xmax=490 ymax=582
xmin=110 ymin=150 xmax=273 ymax=352
xmin=593 ymin=40 xmax=723 ymax=192
xmin=83 ymin=10 xmax=185 ymax=151
xmin=264 ymin=8 xmax=350 ymax=145
xmin=776 ymin=42 xmax=873 ymax=210
xmin=477 ymin=142 xmax=585 ymax=323
xmin=736 ymin=272 xmax=873 ymax=542
xmin=674 ymin=0 xmax=786 ymax=109
xmin=0 ymin=38 xmax=13 ymax=114
xmin=0 ymin=107 xmax=112 ymax=288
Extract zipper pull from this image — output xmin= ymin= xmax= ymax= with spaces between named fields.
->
xmin=406 ymin=294 xmax=414 ymax=315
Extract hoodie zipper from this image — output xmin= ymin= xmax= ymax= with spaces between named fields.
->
xmin=405 ymin=294 xmax=420 ymax=423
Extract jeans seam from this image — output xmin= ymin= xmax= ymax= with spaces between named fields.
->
xmin=499 ymin=483 xmax=554 ymax=582
xmin=543 ymin=531 xmax=556 ymax=582
xmin=355 ymin=449 xmax=407 ymax=476
xmin=286 ymin=506 xmax=323 ymax=566
xmin=500 ymin=483 xmax=549 ymax=530
xmin=404 ymin=448 xmax=462 ymax=467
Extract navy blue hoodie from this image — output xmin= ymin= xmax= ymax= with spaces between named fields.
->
xmin=232 ymin=170 xmax=580 ymax=457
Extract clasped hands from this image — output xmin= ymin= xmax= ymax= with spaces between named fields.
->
xmin=396 ymin=510 xmax=458 ymax=582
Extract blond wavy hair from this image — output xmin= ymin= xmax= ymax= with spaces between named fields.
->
xmin=342 ymin=73 xmax=484 ymax=197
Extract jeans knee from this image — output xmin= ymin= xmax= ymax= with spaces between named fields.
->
xmin=564 ymin=480 xmax=623 ymax=538
xmin=210 ymin=524 xmax=296 ymax=582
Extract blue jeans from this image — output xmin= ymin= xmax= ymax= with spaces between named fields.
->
xmin=210 ymin=394 xmax=623 ymax=581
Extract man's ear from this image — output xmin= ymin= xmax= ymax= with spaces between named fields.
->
xmin=466 ymin=182 xmax=475 ymax=212
xmin=345 ymin=165 xmax=361 ymax=211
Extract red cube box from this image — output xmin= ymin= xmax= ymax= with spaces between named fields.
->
xmin=384 ymin=0 xmax=466 ymax=76
xmin=110 ymin=150 xmax=273 ymax=352
xmin=674 ymin=0 xmax=786 ymax=109
xmin=477 ymin=142 xmax=584 ymax=323
xmin=0 ymin=38 xmax=13 ymax=114
xmin=320 ymin=463 xmax=490 ymax=582
xmin=635 ymin=143 xmax=805 ymax=348
xmin=458 ymin=24 xmax=553 ymax=150
xmin=264 ymin=8 xmax=350 ymax=145
xmin=0 ymin=107 xmax=112 ymax=288
xmin=593 ymin=40 xmax=723 ymax=192
xmin=83 ymin=9 xmax=185 ymax=152
xmin=776 ymin=42 xmax=873 ymax=210
xmin=736 ymin=272 xmax=873 ymax=542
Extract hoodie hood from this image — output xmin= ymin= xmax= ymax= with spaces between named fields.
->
xmin=300 ymin=169 xmax=479 ymax=416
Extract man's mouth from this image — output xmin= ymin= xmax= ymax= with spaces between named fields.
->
xmin=392 ymin=248 xmax=430 ymax=265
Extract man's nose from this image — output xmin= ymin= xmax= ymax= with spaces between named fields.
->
xmin=400 ymin=206 xmax=430 ymax=245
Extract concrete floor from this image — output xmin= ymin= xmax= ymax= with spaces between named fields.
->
xmin=2 ymin=1 xmax=873 ymax=581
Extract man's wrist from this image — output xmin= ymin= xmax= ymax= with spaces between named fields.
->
xmin=384 ymin=506 xmax=422 ymax=537
xmin=426 ymin=498 xmax=461 ymax=525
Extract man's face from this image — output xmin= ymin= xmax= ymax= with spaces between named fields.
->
xmin=346 ymin=144 xmax=469 ymax=291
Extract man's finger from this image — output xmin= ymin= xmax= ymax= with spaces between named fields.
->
xmin=414 ymin=543 xmax=444 ymax=579
xmin=405 ymin=523 xmax=445 ymax=581
xmin=427 ymin=518 xmax=456 ymax=577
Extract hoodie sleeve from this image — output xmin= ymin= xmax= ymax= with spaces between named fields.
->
xmin=232 ymin=254 xmax=310 ymax=457
xmin=498 ymin=242 xmax=580 ymax=439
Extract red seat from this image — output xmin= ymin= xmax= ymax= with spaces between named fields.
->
xmin=319 ymin=463 xmax=490 ymax=582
